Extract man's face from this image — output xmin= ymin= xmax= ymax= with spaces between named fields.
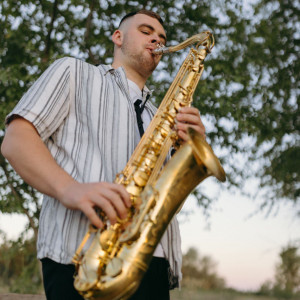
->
xmin=120 ymin=14 xmax=167 ymax=78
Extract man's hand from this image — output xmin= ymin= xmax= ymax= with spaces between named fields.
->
xmin=60 ymin=181 xmax=131 ymax=228
xmin=175 ymin=106 xmax=205 ymax=142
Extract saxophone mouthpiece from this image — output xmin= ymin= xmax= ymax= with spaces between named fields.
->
xmin=152 ymin=46 xmax=170 ymax=55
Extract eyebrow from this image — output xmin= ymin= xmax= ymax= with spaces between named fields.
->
xmin=138 ymin=24 xmax=167 ymax=44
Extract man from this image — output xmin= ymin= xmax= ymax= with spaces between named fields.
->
xmin=1 ymin=10 xmax=205 ymax=300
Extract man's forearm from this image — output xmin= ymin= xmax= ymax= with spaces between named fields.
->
xmin=1 ymin=117 xmax=75 ymax=201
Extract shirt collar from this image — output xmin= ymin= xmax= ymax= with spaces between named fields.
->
xmin=127 ymin=79 xmax=153 ymax=104
xmin=104 ymin=65 xmax=152 ymax=103
xmin=103 ymin=64 xmax=117 ymax=75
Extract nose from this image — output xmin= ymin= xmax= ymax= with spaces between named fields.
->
xmin=150 ymin=33 xmax=161 ymax=45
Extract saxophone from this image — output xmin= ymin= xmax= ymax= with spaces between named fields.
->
xmin=73 ymin=31 xmax=226 ymax=300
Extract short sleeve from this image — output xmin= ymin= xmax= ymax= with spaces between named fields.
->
xmin=5 ymin=57 xmax=75 ymax=141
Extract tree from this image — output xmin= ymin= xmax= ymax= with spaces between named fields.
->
xmin=257 ymin=243 xmax=300 ymax=299
xmin=181 ymin=247 xmax=226 ymax=289
xmin=0 ymin=0 xmax=298 ymax=268
xmin=0 ymin=231 xmax=43 ymax=293
xmin=257 ymin=279 xmax=274 ymax=297
xmin=274 ymin=244 xmax=300 ymax=296
xmin=243 ymin=0 xmax=299 ymax=209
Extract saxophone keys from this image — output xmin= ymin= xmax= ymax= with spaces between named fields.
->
xmin=133 ymin=170 xmax=148 ymax=187
xmin=172 ymin=100 xmax=181 ymax=112
xmin=105 ymin=257 xmax=123 ymax=277
xmin=99 ymin=228 xmax=117 ymax=251
xmin=126 ymin=183 xmax=142 ymax=196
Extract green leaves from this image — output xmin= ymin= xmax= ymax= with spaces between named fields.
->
xmin=0 ymin=236 xmax=43 ymax=293
xmin=0 ymin=0 xmax=299 ymax=236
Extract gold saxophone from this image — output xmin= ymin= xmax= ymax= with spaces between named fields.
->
xmin=73 ymin=31 xmax=226 ymax=300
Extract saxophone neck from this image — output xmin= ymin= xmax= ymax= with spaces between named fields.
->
xmin=153 ymin=31 xmax=214 ymax=55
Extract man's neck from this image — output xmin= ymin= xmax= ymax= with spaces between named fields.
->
xmin=111 ymin=61 xmax=148 ymax=90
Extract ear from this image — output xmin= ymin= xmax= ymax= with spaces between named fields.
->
xmin=112 ymin=30 xmax=123 ymax=47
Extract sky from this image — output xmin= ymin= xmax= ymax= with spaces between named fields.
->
xmin=1 ymin=177 xmax=299 ymax=291
xmin=178 ymin=179 xmax=300 ymax=291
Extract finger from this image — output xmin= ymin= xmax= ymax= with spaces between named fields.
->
xmin=177 ymin=113 xmax=201 ymax=126
xmin=98 ymin=188 xmax=129 ymax=220
xmin=177 ymin=109 xmax=203 ymax=125
xmin=108 ymin=183 xmax=132 ymax=208
xmin=100 ymin=182 xmax=131 ymax=207
xmin=88 ymin=194 xmax=118 ymax=224
xmin=82 ymin=204 xmax=104 ymax=228
xmin=177 ymin=121 xmax=204 ymax=132
xmin=177 ymin=122 xmax=206 ymax=138
xmin=179 ymin=106 xmax=200 ymax=115
xmin=177 ymin=130 xmax=189 ymax=142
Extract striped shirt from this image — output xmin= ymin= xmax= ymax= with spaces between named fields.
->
xmin=6 ymin=57 xmax=182 ymax=286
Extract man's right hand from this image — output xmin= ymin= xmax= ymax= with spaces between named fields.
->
xmin=60 ymin=181 xmax=131 ymax=228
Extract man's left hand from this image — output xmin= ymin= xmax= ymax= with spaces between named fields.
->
xmin=175 ymin=106 xmax=205 ymax=142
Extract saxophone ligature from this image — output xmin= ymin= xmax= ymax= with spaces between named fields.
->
xmin=73 ymin=31 xmax=226 ymax=300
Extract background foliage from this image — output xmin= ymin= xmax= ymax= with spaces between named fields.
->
xmin=0 ymin=231 xmax=42 ymax=293
xmin=0 ymin=0 xmax=299 ymax=294
xmin=258 ymin=243 xmax=300 ymax=299
xmin=181 ymin=247 xmax=226 ymax=290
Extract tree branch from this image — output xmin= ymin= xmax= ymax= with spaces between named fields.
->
xmin=22 ymin=206 xmax=39 ymax=240
xmin=84 ymin=0 xmax=100 ymax=64
xmin=42 ymin=0 xmax=59 ymax=63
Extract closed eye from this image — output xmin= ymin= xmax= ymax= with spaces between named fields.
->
xmin=138 ymin=24 xmax=167 ymax=45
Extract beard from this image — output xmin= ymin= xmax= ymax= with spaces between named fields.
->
xmin=121 ymin=35 xmax=158 ymax=77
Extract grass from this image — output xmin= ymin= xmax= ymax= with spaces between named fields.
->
xmin=170 ymin=288 xmax=298 ymax=300
xmin=1 ymin=284 xmax=299 ymax=300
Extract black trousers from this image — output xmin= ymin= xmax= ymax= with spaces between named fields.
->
xmin=41 ymin=257 xmax=170 ymax=300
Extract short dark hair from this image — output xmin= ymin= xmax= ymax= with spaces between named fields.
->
xmin=118 ymin=10 xmax=164 ymax=28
